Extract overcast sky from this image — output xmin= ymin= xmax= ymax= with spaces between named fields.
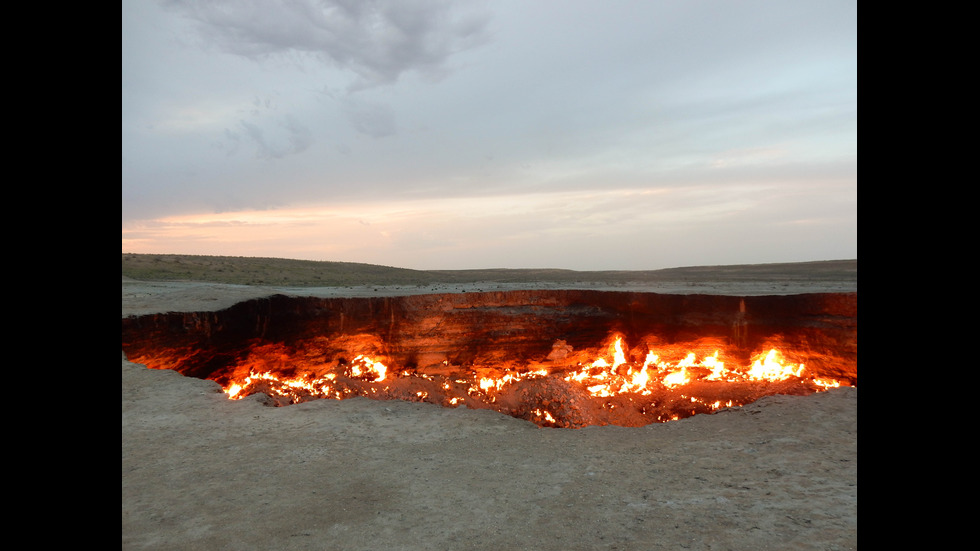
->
xmin=122 ymin=0 xmax=856 ymax=271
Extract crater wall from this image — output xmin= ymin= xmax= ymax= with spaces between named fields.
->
xmin=121 ymin=290 xmax=857 ymax=385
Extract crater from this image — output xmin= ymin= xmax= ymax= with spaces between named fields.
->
xmin=121 ymin=290 xmax=857 ymax=428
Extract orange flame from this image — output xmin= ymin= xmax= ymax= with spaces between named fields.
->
xmin=217 ymin=334 xmax=850 ymax=424
xmin=746 ymin=349 xmax=804 ymax=381
xmin=349 ymin=355 xmax=387 ymax=382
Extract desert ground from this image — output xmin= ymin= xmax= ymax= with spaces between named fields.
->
xmin=122 ymin=260 xmax=857 ymax=550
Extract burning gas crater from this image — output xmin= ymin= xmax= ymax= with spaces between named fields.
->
xmin=217 ymin=335 xmax=845 ymax=428
xmin=121 ymin=290 xmax=856 ymax=429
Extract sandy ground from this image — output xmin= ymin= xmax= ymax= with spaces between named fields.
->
xmin=122 ymin=279 xmax=857 ymax=550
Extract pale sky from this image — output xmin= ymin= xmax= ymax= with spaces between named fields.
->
xmin=122 ymin=0 xmax=857 ymax=271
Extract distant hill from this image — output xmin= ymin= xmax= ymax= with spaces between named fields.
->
xmin=122 ymin=253 xmax=856 ymax=288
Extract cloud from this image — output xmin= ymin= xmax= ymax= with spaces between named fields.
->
xmin=161 ymin=0 xmax=493 ymax=90
xmin=341 ymin=97 xmax=398 ymax=138
xmin=229 ymin=115 xmax=314 ymax=159
xmin=124 ymin=1 xmax=856 ymax=269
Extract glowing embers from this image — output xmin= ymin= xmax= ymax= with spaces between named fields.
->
xmin=216 ymin=334 xmax=850 ymax=428
xmin=561 ymin=337 xmax=819 ymax=398
xmin=225 ymin=351 xmax=391 ymax=402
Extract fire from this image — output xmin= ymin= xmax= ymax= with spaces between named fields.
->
xmin=349 ymin=355 xmax=387 ymax=382
xmin=211 ymin=333 xmax=851 ymax=428
xmin=661 ymin=367 xmax=691 ymax=388
xmin=746 ymin=349 xmax=804 ymax=381
xmin=226 ymin=382 xmax=243 ymax=399
xmin=813 ymin=377 xmax=841 ymax=389
xmin=475 ymin=369 xmax=549 ymax=397
xmin=532 ymin=408 xmax=557 ymax=424
xmin=562 ymin=338 xmax=734 ymax=393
